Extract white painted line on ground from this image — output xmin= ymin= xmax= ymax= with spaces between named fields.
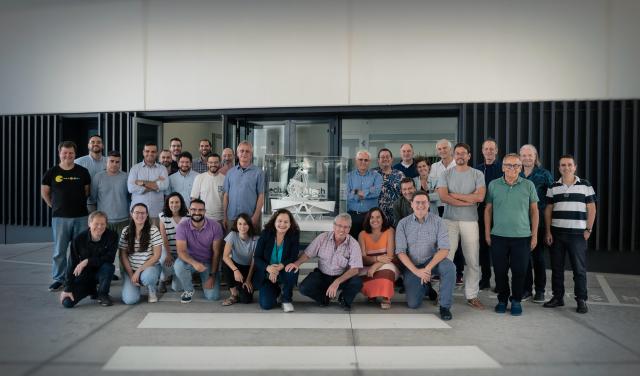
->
xmin=103 ymin=346 xmax=499 ymax=371
xmin=0 ymin=259 xmax=49 ymax=266
xmin=596 ymin=274 xmax=620 ymax=304
xmin=138 ymin=313 xmax=449 ymax=329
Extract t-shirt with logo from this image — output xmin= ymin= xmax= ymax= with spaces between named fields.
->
xmin=41 ymin=164 xmax=91 ymax=217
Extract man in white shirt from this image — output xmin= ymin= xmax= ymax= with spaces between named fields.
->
xmin=191 ymin=153 xmax=225 ymax=223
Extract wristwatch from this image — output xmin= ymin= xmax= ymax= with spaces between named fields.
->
xmin=585 ymin=228 xmax=592 ymax=233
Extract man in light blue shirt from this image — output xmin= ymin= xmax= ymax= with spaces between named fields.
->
xmin=127 ymin=142 xmax=169 ymax=225
xmin=169 ymin=151 xmax=199 ymax=205
xmin=223 ymin=141 xmax=265 ymax=230
xmin=346 ymin=150 xmax=382 ymax=238
xmin=75 ymin=134 xmax=106 ymax=212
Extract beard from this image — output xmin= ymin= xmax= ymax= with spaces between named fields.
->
xmin=191 ymin=214 xmax=204 ymax=222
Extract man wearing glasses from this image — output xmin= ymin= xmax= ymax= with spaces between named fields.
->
xmin=346 ymin=150 xmax=382 ymax=238
xmin=396 ymin=191 xmax=455 ymax=320
xmin=173 ymin=199 xmax=224 ymax=303
xmin=484 ymin=154 xmax=539 ymax=316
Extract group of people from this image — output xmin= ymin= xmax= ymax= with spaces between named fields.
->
xmin=42 ymin=135 xmax=596 ymax=320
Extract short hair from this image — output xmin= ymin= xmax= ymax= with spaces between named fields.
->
xmin=199 ymin=138 xmax=212 ymax=147
xmin=264 ymin=209 xmax=300 ymax=235
xmin=144 ymin=141 xmax=157 ymax=148
xmin=169 ymin=137 xmax=182 ymax=145
xmin=88 ymin=210 xmax=108 ymax=223
xmin=400 ymin=177 xmax=416 ymax=187
xmin=160 ymin=149 xmax=171 ymax=154
xmin=207 ymin=152 xmax=221 ymax=161
xmin=377 ymin=148 xmax=393 ymax=159
xmin=519 ymin=144 xmax=541 ymax=167
xmin=412 ymin=190 xmax=430 ymax=202
xmin=559 ymin=154 xmax=575 ymax=163
xmin=414 ymin=156 xmax=431 ymax=167
xmin=189 ymin=198 xmax=206 ymax=207
xmin=237 ymin=140 xmax=252 ymax=149
xmin=178 ymin=151 xmax=193 ymax=162
xmin=333 ymin=213 xmax=352 ymax=226
xmin=58 ymin=141 xmax=77 ymax=152
xmin=231 ymin=213 xmax=258 ymax=237
xmin=88 ymin=134 xmax=102 ymax=141
xmin=107 ymin=150 xmax=121 ymax=158
xmin=356 ymin=150 xmax=371 ymax=159
xmin=163 ymin=193 xmax=188 ymax=218
xmin=502 ymin=153 xmax=521 ymax=162
xmin=400 ymin=143 xmax=414 ymax=149
xmin=454 ymin=142 xmax=471 ymax=154
xmin=482 ymin=138 xmax=498 ymax=149
xmin=362 ymin=207 xmax=391 ymax=233
xmin=436 ymin=139 xmax=452 ymax=149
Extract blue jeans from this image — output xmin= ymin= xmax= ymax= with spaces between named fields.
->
xmin=403 ymin=258 xmax=455 ymax=309
xmin=121 ymin=264 xmax=161 ymax=305
xmin=51 ymin=216 xmax=88 ymax=283
xmin=159 ymin=249 xmax=177 ymax=282
xmin=258 ymin=270 xmax=299 ymax=310
xmin=62 ymin=262 xmax=115 ymax=308
xmin=173 ymin=258 xmax=220 ymax=301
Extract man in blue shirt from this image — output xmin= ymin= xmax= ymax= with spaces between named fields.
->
xmin=168 ymin=151 xmax=199 ymax=205
xmin=346 ymin=150 xmax=382 ymax=238
xmin=75 ymin=135 xmax=106 ymax=213
xmin=223 ymin=141 xmax=265 ymax=230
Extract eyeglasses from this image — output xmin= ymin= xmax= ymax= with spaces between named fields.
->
xmin=334 ymin=223 xmax=351 ymax=229
xmin=503 ymin=164 xmax=522 ymax=170
xmin=132 ymin=211 xmax=147 ymax=216
xmin=357 ymin=158 xmax=369 ymax=162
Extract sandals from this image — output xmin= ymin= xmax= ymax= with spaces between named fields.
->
xmin=222 ymin=295 xmax=238 ymax=306
xmin=380 ymin=299 xmax=391 ymax=310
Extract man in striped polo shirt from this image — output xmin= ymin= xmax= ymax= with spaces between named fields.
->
xmin=543 ymin=155 xmax=596 ymax=314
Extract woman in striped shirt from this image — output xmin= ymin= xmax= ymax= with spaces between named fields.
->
xmin=158 ymin=193 xmax=188 ymax=293
xmin=119 ymin=203 xmax=163 ymax=304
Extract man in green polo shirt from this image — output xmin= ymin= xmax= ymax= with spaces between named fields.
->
xmin=484 ymin=153 xmax=539 ymax=316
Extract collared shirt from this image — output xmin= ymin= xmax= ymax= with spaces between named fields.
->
xmin=395 ymin=213 xmax=450 ymax=266
xmin=428 ymin=159 xmax=456 ymax=207
xmin=393 ymin=160 xmax=418 ymax=178
xmin=304 ymin=231 xmax=363 ymax=276
xmin=373 ymin=167 xmax=404 ymax=225
xmin=91 ymin=170 xmax=130 ymax=223
xmin=191 ymin=172 xmax=225 ymax=220
xmin=546 ymin=176 xmax=596 ymax=234
xmin=127 ymin=162 xmax=169 ymax=217
xmin=486 ymin=176 xmax=538 ymax=238
xmin=392 ymin=197 xmax=413 ymax=227
xmin=520 ymin=166 xmax=554 ymax=212
xmin=223 ymin=164 xmax=265 ymax=220
xmin=192 ymin=157 xmax=209 ymax=173
xmin=346 ymin=169 xmax=382 ymax=213
xmin=169 ymin=169 xmax=199 ymax=205
xmin=75 ymin=154 xmax=106 ymax=205
xmin=175 ymin=217 xmax=224 ymax=264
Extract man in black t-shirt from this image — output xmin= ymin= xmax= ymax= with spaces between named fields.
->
xmin=41 ymin=141 xmax=91 ymax=292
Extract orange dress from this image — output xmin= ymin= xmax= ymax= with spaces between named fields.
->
xmin=359 ymin=229 xmax=400 ymax=300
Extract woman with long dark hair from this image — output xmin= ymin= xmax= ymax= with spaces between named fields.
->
xmin=119 ymin=203 xmax=162 ymax=304
xmin=158 ymin=192 xmax=188 ymax=293
xmin=221 ymin=213 xmax=259 ymax=306
xmin=252 ymin=209 xmax=300 ymax=312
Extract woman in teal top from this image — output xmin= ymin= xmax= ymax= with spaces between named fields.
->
xmin=252 ymin=209 xmax=300 ymax=312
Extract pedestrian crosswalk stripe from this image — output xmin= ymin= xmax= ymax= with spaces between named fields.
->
xmin=103 ymin=346 xmax=500 ymax=371
xmin=138 ymin=313 xmax=451 ymax=329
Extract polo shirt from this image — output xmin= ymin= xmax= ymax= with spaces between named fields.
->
xmin=546 ymin=176 xmax=596 ymax=234
xmin=486 ymin=177 xmax=539 ymax=238
xmin=175 ymin=217 xmax=224 ymax=263
xmin=223 ymin=164 xmax=265 ymax=220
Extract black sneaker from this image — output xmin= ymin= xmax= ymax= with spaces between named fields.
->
xmin=427 ymin=284 xmax=438 ymax=301
xmin=576 ymin=299 xmax=589 ymax=314
xmin=543 ymin=296 xmax=565 ymax=308
xmin=98 ymin=295 xmax=113 ymax=307
xmin=521 ymin=291 xmax=533 ymax=302
xmin=48 ymin=281 xmax=63 ymax=292
xmin=479 ymin=280 xmax=491 ymax=290
xmin=338 ymin=295 xmax=351 ymax=312
xmin=455 ymin=276 xmax=464 ymax=286
xmin=111 ymin=275 xmax=120 ymax=281
xmin=439 ymin=307 xmax=452 ymax=321
xmin=533 ymin=292 xmax=546 ymax=303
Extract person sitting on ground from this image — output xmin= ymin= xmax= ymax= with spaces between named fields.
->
xmin=119 ymin=203 xmax=162 ymax=304
xmin=222 ymin=213 xmax=259 ymax=306
xmin=288 ymin=213 xmax=363 ymax=312
xmin=158 ymin=192 xmax=188 ymax=293
xmin=252 ymin=209 xmax=300 ymax=312
xmin=60 ymin=211 xmax=118 ymax=308
xmin=358 ymin=208 xmax=399 ymax=309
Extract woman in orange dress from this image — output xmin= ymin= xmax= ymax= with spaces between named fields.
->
xmin=358 ymin=207 xmax=399 ymax=309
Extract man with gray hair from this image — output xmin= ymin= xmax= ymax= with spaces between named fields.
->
xmin=428 ymin=139 xmax=455 ymax=216
xmin=287 ymin=213 xmax=363 ymax=311
xmin=219 ymin=147 xmax=235 ymax=175
xmin=223 ymin=141 xmax=265 ymax=229
xmin=347 ymin=150 xmax=382 ymax=238
xmin=519 ymin=144 xmax=554 ymax=303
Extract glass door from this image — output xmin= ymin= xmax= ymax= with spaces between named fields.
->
xmin=131 ymin=116 xmax=163 ymax=165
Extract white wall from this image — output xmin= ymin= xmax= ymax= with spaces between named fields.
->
xmin=1 ymin=0 xmax=638 ymax=115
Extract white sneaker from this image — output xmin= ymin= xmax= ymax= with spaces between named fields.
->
xmin=282 ymin=302 xmax=294 ymax=313
xmin=148 ymin=291 xmax=158 ymax=303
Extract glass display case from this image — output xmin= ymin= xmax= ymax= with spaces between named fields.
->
xmin=262 ymin=154 xmax=348 ymax=232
